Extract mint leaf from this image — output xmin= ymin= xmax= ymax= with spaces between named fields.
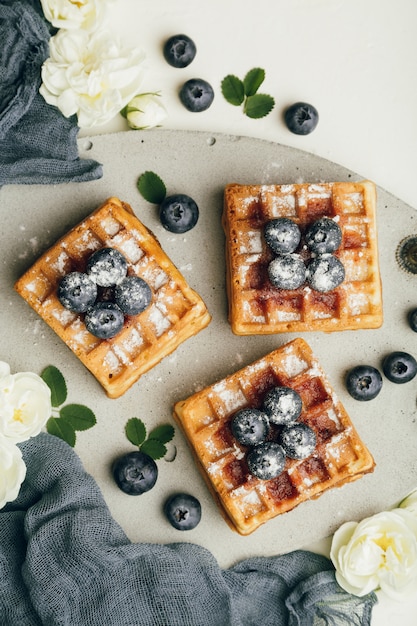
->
xmin=244 ymin=93 xmax=275 ymax=119
xmin=221 ymin=75 xmax=245 ymax=106
xmin=46 ymin=416 xmax=76 ymax=447
xmin=137 ymin=171 xmax=166 ymax=204
xmin=125 ymin=417 xmax=147 ymax=447
xmin=148 ymin=424 xmax=175 ymax=444
xmin=60 ymin=404 xmax=96 ymax=431
xmin=41 ymin=365 xmax=67 ymax=407
xmin=243 ymin=68 xmax=265 ymax=97
xmin=140 ymin=438 xmax=167 ymax=460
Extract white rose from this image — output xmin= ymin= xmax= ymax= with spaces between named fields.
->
xmin=40 ymin=0 xmax=113 ymax=31
xmin=0 ymin=436 xmax=26 ymax=510
xmin=399 ymin=488 xmax=417 ymax=516
xmin=40 ymin=29 xmax=146 ymax=129
xmin=0 ymin=369 xmax=51 ymax=443
xmin=330 ymin=509 xmax=417 ymax=600
xmin=124 ymin=93 xmax=168 ymax=130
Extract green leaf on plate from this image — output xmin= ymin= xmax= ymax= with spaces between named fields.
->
xmin=137 ymin=171 xmax=167 ymax=204
xmin=125 ymin=417 xmax=147 ymax=447
xmin=140 ymin=438 xmax=167 ymax=460
xmin=243 ymin=67 xmax=265 ymax=97
xmin=148 ymin=424 xmax=175 ymax=444
xmin=46 ymin=416 xmax=76 ymax=447
xmin=244 ymin=93 xmax=275 ymax=119
xmin=60 ymin=404 xmax=96 ymax=431
xmin=41 ymin=365 xmax=67 ymax=408
xmin=221 ymin=74 xmax=245 ymax=106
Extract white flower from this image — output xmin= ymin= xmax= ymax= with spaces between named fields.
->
xmin=124 ymin=93 xmax=168 ymax=130
xmin=399 ymin=488 xmax=417 ymax=516
xmin=40 ymin=29 xmax=146 ymax=129
xmin=0 ymin=436 xmax=26 ymax=510
xmin=40 ymin=0 xmax=113 ymax=31
xmin=0 ymin=364 xmax=51 ymax=443
xmin=330 ymin=509 xmax=417 ymax=600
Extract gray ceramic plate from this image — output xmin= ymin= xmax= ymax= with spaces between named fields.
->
xmin=1 ymin=130 xmax=416 ymax=567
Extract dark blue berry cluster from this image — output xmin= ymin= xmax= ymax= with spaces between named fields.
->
xmin=265 ymin=216 xmax=345 ymax=293
xmin=231 ymin=386 xmax=316 ymax=480
xmin=57 ymin=247 xmax=152 ymax=339
xmin=346 ymin=351 xmax=417 ymax=401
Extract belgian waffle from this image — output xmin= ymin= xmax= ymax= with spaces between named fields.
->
xmin=15 ymin=197 xmax=211 ymax=398
xmin=174 ymin=338 xmax=375 ymax=535
xmin=223 ymin=181 xmax=383 ymax=335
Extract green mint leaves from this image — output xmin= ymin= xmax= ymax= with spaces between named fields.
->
xmin=137 ymin=171 xmax=167 ymax=204
xmin=221 ymin=68 xmax=275 ymax=119
xmin=125 ymin=417 xmax=175 ymax=460
xmin=41 ymin=365 xmax=96 ymax=447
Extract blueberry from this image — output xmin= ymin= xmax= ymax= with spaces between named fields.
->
xmin=164 ymin=493 xmax=202 ymax=530
xmin=231 ymin=408 xmax=270 ymax=446
xmin=179 ymin=78 xmax=214 ymax=112
xmin=159 ymin=193 xmax=199 ymax=233
xmin=306 ymin=254 xmax=345 ymax=292
xmin=284 ymin=102 xmax=319 ymax=135
xmin=408 ymin=308 xmax=417 ymax=332
xmin=85 ymin=301 xmax=125 ymax=339
xmin=268 ymin=254 xmax=306 ymax=290
xmin=278 ymin=423 xmax=316 ymax=460
xmin=264 ymin=218 xmax=301 ymax=254
xmin=346 ymin=365 xmax=383 ymax=401
xmin=86 ymin=248 xmax=128 ymax=287
xmin=114 ymin=276 xmax=152 ymax=315
xmin=305 ymin=218 xmax=342 ymax=254
xmin=247 ymin=442 xmax=286 ymax=480
xmin=262 ymin=386 xmax=303 ymax=426
xmin=57 ymin=271 xmax=97 ymax=313
xmin=382 ymin=351 xmax=417 ymax=384
xmin=163 ymin=34 xmax=196 ymax=68
xmin=112 ymin=451 xmax=158 ymax=495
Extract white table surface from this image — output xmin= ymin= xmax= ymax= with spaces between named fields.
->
xmin=83 ymin=0 xmax=417 ymax=622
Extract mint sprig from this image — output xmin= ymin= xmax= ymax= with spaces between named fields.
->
xmin=125 ymin=417 xmax=175 ymax=460
xmin=221 ymin=67 xmax=275 ymax=119
xmin=41 ymin=365 xmax=96 ymax=447
xmin=137 ymin=171 xmax=167 ymax=204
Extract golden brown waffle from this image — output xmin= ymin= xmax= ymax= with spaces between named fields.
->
xmin=222 ymin=181 xmax=383 ymax=335
xmin=15 ymin=197 xmax=211 ymax=398
xmin=174 ymin=338 xmax=375 ymax=535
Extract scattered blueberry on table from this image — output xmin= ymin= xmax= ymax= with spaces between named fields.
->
xmin=164 ymin=493 xmax=202 ymax=530
xmin=179 ymin=78 xmax=214 ymax=112
xmin=345 ymin=365 xmax=383 ymax=401
xmin=382 ymin=351 xmax=417 ymax=384
xmin=284 ymin=101 xmax=319 ymax=135
xmin=163 ymin=34 xmax=197 ymax=68
xmin=112 ymin=451 xmax=158 ymax=495
xmin=159 ymin=193 xmax=199 ymax=233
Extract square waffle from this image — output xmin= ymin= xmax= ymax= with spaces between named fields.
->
xmin=222 ymin=180 xmax=383 ymax=335
xmin=174 ymin=338 xmax=375 ymax=535
xmin=15 ymin=197 xmax=211 ymax=398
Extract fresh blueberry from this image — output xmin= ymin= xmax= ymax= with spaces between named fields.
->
xmin=268 ymin=254 xmax=306 ymax=290
xmin=306 ymin=254 xmax=345 ymax=292
xmin=408 ymin=308 xmax=417 ymax=332
xmin=382 ymin=351 xmax=417 ymax=384
xmin=284 ymin=102 xmax=319 ymax=135
xmin=346 ymin=365 xmax=383 ymax=401
xmin=179 ymin=78 xmax=214 ymax=112
xmin=112 ymin=451 xmax=158 ymax=495
xmin=305 ymin=218 xmax=342 ymax=254
xmin=264 ymin=218 xmax=301 ymax=254
xmin=159 ymin=193 xmax=199 ymax=233
xmin=164 ymin=493 xmax=202 ymax=530
xmin=278 ymin=423 xmax=316 ymax=460
xmin=163 ymin=34 xmax=196 ymax=68
xmin=114 ymin=276 xmax=152 ymax=315
xmin=231 ymin=408 xmax=270 ymax=446
xmin=85 ymin=301 xmax=125 ymax=339
xmin=262 ymin=386 xmax=303 ymax=426
xmin=86 ymin=248 xmax=128 ymax=287
xmin=247 ymin=442 xmax=286 ymax=480
xmin=57 ymin=271 xmax=97 ymax=313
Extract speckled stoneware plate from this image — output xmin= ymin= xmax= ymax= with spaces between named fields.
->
xmin=1 ymin=130 xmax=417 ymax=568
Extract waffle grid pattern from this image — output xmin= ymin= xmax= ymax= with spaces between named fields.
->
xmin=223 ymin=181 xmax=383 ymax=335
xmin=174 ymin=338 xmax=374 ymax=535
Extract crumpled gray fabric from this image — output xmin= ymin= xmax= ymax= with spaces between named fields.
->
xmin=0 ymin=433 xmax=377 ymax=626
xmin=0 ymin=0 xmax=102 ymax=186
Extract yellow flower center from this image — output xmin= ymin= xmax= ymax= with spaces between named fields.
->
xmin=13 ymin=408 xmax=25 ymax=423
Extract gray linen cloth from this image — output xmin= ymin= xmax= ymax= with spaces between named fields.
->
xmin=0 ymin=433 xmax=377 ymax=625
xmin=0 ymin=0 xmax=102 ymax=186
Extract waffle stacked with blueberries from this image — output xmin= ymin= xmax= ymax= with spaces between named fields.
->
xmin=222 ymin=180 xmax=383 ymax=335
